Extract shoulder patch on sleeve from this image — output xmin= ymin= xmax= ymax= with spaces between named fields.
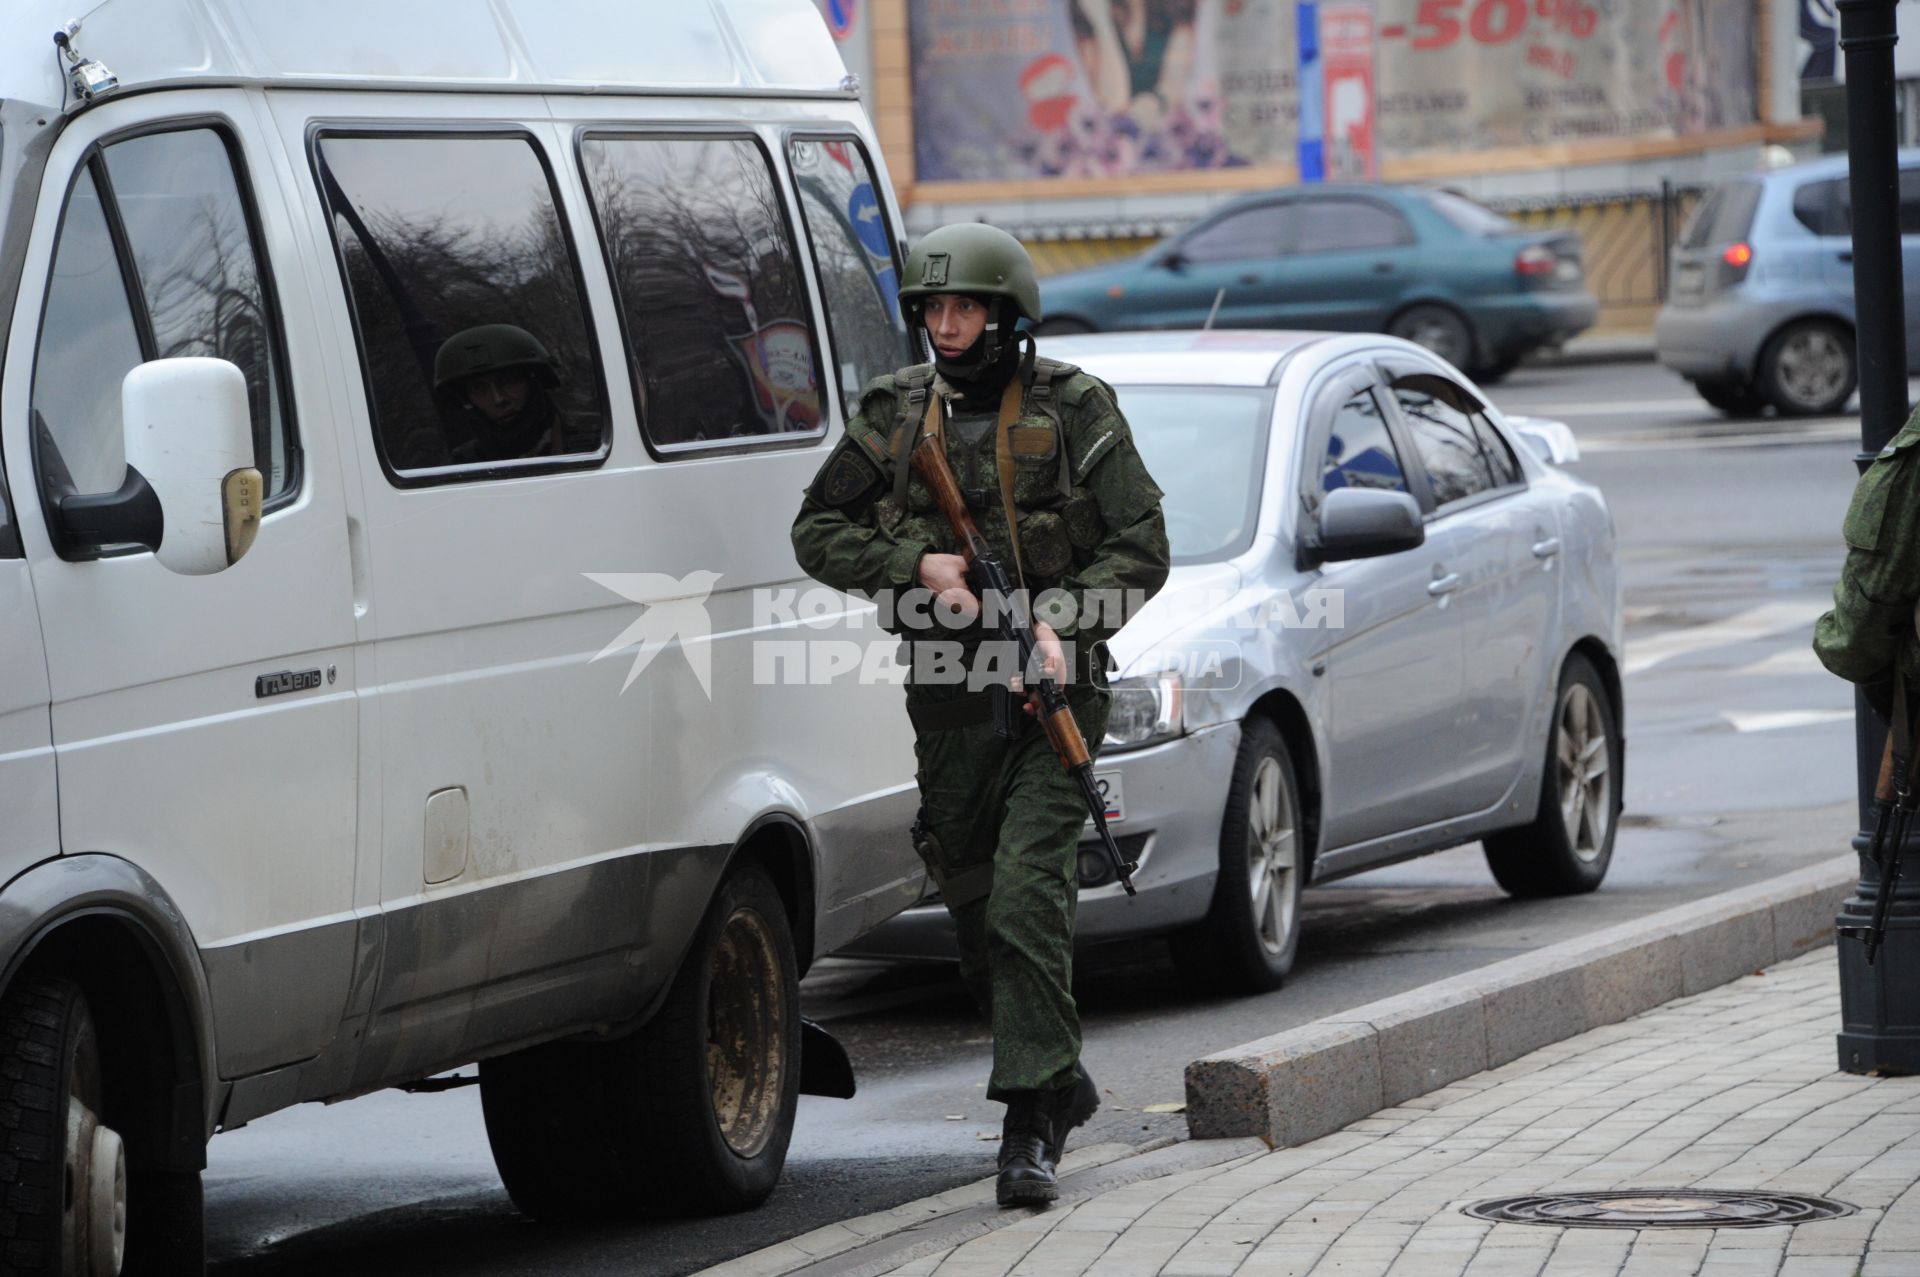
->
xmin=810 ymin=436 xmax=883 ymax=507
xmin=1071 ymin=425 xmax=1123 ymax=484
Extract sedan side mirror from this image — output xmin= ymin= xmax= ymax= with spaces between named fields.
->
xmin=1157 ymin=248 xmax=1188 ymax=272
xmin=1311 ymin=487 xmax=1425 ymax=563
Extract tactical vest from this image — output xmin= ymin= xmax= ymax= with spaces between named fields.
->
xmin=854 ymin=358 xmax=1106 ymax=590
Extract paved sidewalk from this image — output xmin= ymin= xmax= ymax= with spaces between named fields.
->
xmin=874 ymin=949 xmax=1920 ymax=1277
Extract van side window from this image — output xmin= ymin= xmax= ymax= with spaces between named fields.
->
xmin=786 ymin=137 xmax=911 ymax=416
xmin=581 ymin=134 xmax=824 ymax=449
xmin=32 ymin=127 xmax=294 ymax=547
xmin=315 ymin=133 xmax=607 ymax=479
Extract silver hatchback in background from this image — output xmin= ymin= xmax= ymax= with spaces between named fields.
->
xmin=1655 ymin=152 xmax=1920 ymax=417
xmin=842 ymin=331 xmax=1624 ymax=995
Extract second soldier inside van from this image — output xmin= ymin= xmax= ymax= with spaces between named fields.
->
xmin=414 ymin=323 xmax=598 ymax=465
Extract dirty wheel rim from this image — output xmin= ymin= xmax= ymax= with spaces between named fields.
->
xmin=1775 ymin=328 xmax=1850 ymax=410
xmin=1394 ymin=308 xmax=1470 ymax=368
xmin=1556 ymin=684 xmax=1612 ymax=862
xmin=1246 ymin=756 xmax=1299 ymax=957
xmin=707 ymin=906 xmax=787 ymax=1158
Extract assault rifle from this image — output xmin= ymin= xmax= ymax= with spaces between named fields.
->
xmin=1841 ymin=699 xmax=1920 ymax=965
xmin=909 ymin=430 xmax=1138 ymax=896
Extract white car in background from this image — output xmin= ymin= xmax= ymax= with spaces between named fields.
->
xmin=844 ymin=330 xmax=1623 ymax=993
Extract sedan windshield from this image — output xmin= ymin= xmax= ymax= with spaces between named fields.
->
xmin=1109 ymin=386 xmax=1274 ymax=565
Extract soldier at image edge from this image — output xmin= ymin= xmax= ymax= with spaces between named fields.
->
xmin=791 ymin=222 xmax=1171 ymax=1207
xmin=1814 ymin=401 xmax=1920 ymax=711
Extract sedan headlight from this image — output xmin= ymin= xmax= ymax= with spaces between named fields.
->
xmin=1104 ymin=672 xmax=1184 ymax=750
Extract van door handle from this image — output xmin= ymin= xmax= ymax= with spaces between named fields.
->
xmin=1839 ymin=251 xmax=1854 ymax=263
xmin=1531 ymin=537 xmax=1561 ymax=559
xmin=1427 ymin=572 xmax=1462 ymax=596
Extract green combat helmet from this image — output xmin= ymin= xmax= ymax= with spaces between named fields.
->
xmin=433 ymin=323 xmax=560 ymax=394
xmin=899 ymin=223 xmax=1043 ymax=328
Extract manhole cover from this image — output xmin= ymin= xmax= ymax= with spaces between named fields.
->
xmin=1464 ymin=1190 xmax=1857 ymax=1229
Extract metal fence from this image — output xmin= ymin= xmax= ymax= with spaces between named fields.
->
xmin=1495 ymin=184 xmax=1705 ymax=332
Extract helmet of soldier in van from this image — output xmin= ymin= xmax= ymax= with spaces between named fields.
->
xmin=898 ymin=223 xmax=1043 ymax=330
xmin=433 ymin=324 xmax=561 ymax=395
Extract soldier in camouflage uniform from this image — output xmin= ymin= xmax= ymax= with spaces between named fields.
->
xmin=1815 ymin=404 xmax=1920 ymax=707
xmin=791 ymin=224 xmax=1170 ymax=1206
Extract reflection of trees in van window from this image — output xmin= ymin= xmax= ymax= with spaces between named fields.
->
xmin=582 ymin=136 xmax=823 ymax=447
xmin=32 ymin=127 xmax=294 ymax=523
xmin=107 ymin=131 xmax=288 ymax=494
xmin=787 ymin=138 xmax=910 ymax=416
xmin=316 ymin=135 xmax=605 ymax=473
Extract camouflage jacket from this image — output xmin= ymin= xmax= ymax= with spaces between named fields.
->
xmin=1813 ymin=404 xmax=1920 ymax=691
xmin=791 ymin=361 xmax=1170 ymax=660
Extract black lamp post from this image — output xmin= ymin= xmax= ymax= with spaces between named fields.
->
xmin=1835 ymin=0 xmax=1918 ymax=1077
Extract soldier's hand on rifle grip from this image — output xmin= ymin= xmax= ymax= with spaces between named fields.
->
xmin=917 ymin=552 xmax=978 ymax=623
xmin=1015 ymin=621 xmax=1066 ymax=714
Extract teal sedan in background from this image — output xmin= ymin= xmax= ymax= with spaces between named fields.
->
xmin=1037 ymin=185 xmax=1598 ymax=383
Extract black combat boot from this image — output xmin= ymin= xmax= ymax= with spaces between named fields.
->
xmin=996 ymin=1091 xmax=1058 ymax=1206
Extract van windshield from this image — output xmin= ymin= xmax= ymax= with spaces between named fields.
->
xmin=1107 ymin=386 xmax=1274 ymax=565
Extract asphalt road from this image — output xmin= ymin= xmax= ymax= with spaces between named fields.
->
xmin=202 ymin=359 xmax=1883 ymax=1276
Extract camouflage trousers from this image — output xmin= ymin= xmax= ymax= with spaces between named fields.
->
xmin=908 ymin=680 xmax=1110 ymax=1101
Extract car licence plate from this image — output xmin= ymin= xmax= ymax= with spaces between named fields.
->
xmin=1088 ymin=771 xmax=1123 ymax=824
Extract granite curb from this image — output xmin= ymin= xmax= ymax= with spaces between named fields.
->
xmin=1184 ymin=853 xmax=1858 ymax=1146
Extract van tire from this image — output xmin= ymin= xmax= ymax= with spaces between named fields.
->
xmin=1483 ymin=653 xmax=1619 ymax=897
xmin=480 ymin=1038 xmax=633 ymax=1222
xmin=480 ymin=861 xmax=801 ymax=1220
xmin=615 ymin=860 xmax=801 ymax=1215
xmin=0 ymin=976 xmax=136 ymax=1276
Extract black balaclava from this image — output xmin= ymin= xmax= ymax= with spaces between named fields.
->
xmin=929 ymin=296 xmax=1024 ymax=407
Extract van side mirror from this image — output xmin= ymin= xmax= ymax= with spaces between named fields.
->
xmin=1308 ymin=487 xmax=1424 ymax=564
xmin=121 ymin=357 xmax=262 ymax=574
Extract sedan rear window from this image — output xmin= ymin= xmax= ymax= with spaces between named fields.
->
xmin=1681 ymin=181 xmax=1762 ymax=249
xmin=1425 ymin=189 xmax=1515 ymax=236
xmin=1112 ymin=386 xmax=1273 ymax=565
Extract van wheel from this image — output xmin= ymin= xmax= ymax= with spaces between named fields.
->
xmin=1170 ymin=718 xmax=1304 ymax=995
xmin=1484 ymin=653 xmax=1619 ymax=897
xmin=0 ymin=977 xmax=129 ymax=1276
xmin=615 ymin=861 xmax=800 ymax=1215
xmin=1759 ymin=320 xmax=1856 ymax=416
xmin=479 ymin=861 xmax=801 ymax=1220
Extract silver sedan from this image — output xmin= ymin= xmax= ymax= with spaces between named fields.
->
xmin=843 ymin=331 xmax=1623 ymax=994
